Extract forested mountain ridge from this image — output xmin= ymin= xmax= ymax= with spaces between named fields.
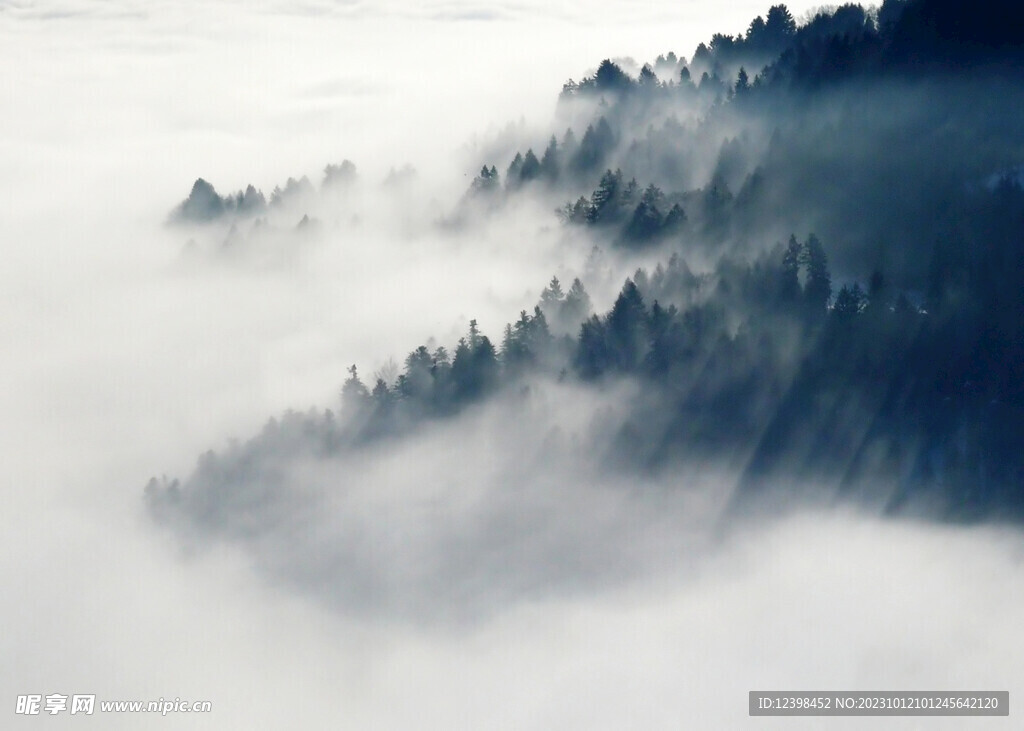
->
xmin=150 ymin=0 xmax=1024 ymax=548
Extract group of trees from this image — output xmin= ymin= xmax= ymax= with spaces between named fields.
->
xmin=466 ymin=120 xmax=615 ymax=201
xmin=470 ymin=2 xmax=892 ymax=241
xmin=343 ymin=318 xmax=502 ymax=425
xmin=539 ymin=276 xmax=593 ymax=334
xmin=153 ymin=0 xmax=1024 ymax=524
xmin=688 ymin=4 xmax=798 ymax=82
xmin=575 ymin=234 xmax=837 ymax=383
xmin=338 ymin=276 xmax=595 ymax=430
xmin=491 ymin=0 xmax=1024 ymax=241
xmin=556 ymin=0 xmax=1021 ymax=102
xmin=556 ymin=5 xmax=798 ymax=107
xmin=468 ymin=165 xmax=501 ymax=196
xmin=336 ymin=188 xmax=1024 ymax=513
xmin=172 ymin=179 xmax=267 ymax=223
xmin=171 ymin=161 xmax=358 ymax=224
xmin=505 ymin=136 xmax=564 ymax=188
xmin=335 ymin=232 xmax=842 ymax=430
xmin=558 ymin=169 xmax=686 ymax=245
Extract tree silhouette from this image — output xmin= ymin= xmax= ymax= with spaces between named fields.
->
xmin=572 ymin=118 xmax=615 ymax=173
xmin=470 ymin=165 xmax=500 ymax=196
xmin=562 ymin=278 xmax=593 ymax=329
xmin=623 ymin=185 xmax=665 ymax=243
xmin=832 ymin=283 xmax=866 ymax=319
xmin=735 ymin=67 xmax=750 ymax=95
xmin=780 ymin=235 xmax=802 ymax=303
xmin=801 ymin=234 xmax=832 ymax=311
xmin=540 ymin=276 xmax=564 ymax=311
xmin=540 ymin=136 xmax=560 ymax=181
xmin=506 ymin=153 xmax=524 ymax=189
xmin=606 ymin=279 xmax=649 ymax=371
xmin=341 ymin=365 xmax=369 ymax=412
xmin=520 ymin=149 xmax=541 ymax=183
xmin=588 ymin=169 xmax=622 ymax=223
xmin=593 ymin=59 xmax=633 ymax=92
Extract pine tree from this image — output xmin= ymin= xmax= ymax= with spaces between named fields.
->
xmin=575 ymin=315 xmax=610 ymax=379
xmin=781 ymin=234 xmax=802 ymax=303
xmin=832 ymin=283 xmax=865 ymax=319
xmin=735 ymin=67 xmax=750 ymax=94
xmin=573 ymin=117 xmax=615 ymax=173
xmin=473 ymin=336 xmax=499 ymax=393
xmin=563 ymin=278 xmax=593 ymax=327
xmin=594 ymin=59 xmax=632 ymax=92
xmin=765 ymin=4 xmax=797 ymax=45
xmin=606 ymin=279 xmax=649 ymax=371
xmin=501 ymin=323 xmax=525 ymax=369
xmin=663 ymin=203 xmax=687 ymax=231
xmin=528 ymin=305 xmax=553 ymax=355
xmin=625 ymin=193 xmax=663 ymax=243
xmin=801 ymin=234 xmax=832 ymax=312
xmin=540 ymin=136 xmax=560 ymax=181
xmin=621 ymin=177 xmax=640 ymax=209
xmin=638 ymin=64 xmax=659 ymax=89
xmin=506 ymin=152 xmax=524 ymax=189
xmin=401 ymin=345 xmax=434 ymax=401
xmin=470 ymin=165 xmax=500 ymax=195
xmin=341 ymin=364 xmax=369 ymax=411
xmin=371 ymin=378 xmax=393 ymax=407
xmin=450 ymin=337 xmax=473 ymax=400
xmin=588 ymin=169 xmax=622 ymax=223
xmin=520 ymin=149 xmax=541 ymax=182
xmin=540 ymin=276 xmax=565 ymax=312
xmin=561 ymin=128 xmax=578 ymax=160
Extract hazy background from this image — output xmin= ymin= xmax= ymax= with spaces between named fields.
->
xmin=3 ymin=0 xmax=1022 ymax=728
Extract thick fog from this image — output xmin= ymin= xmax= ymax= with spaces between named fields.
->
xmin=4 ymin=1 xmax=1024 ymax=729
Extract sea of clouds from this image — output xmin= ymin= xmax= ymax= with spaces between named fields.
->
xmin=2 ymin=1 xmax=1022 ymax=728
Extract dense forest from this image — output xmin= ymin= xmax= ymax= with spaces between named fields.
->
xmin=151 ymin=0 xmax=1024 ymax=542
